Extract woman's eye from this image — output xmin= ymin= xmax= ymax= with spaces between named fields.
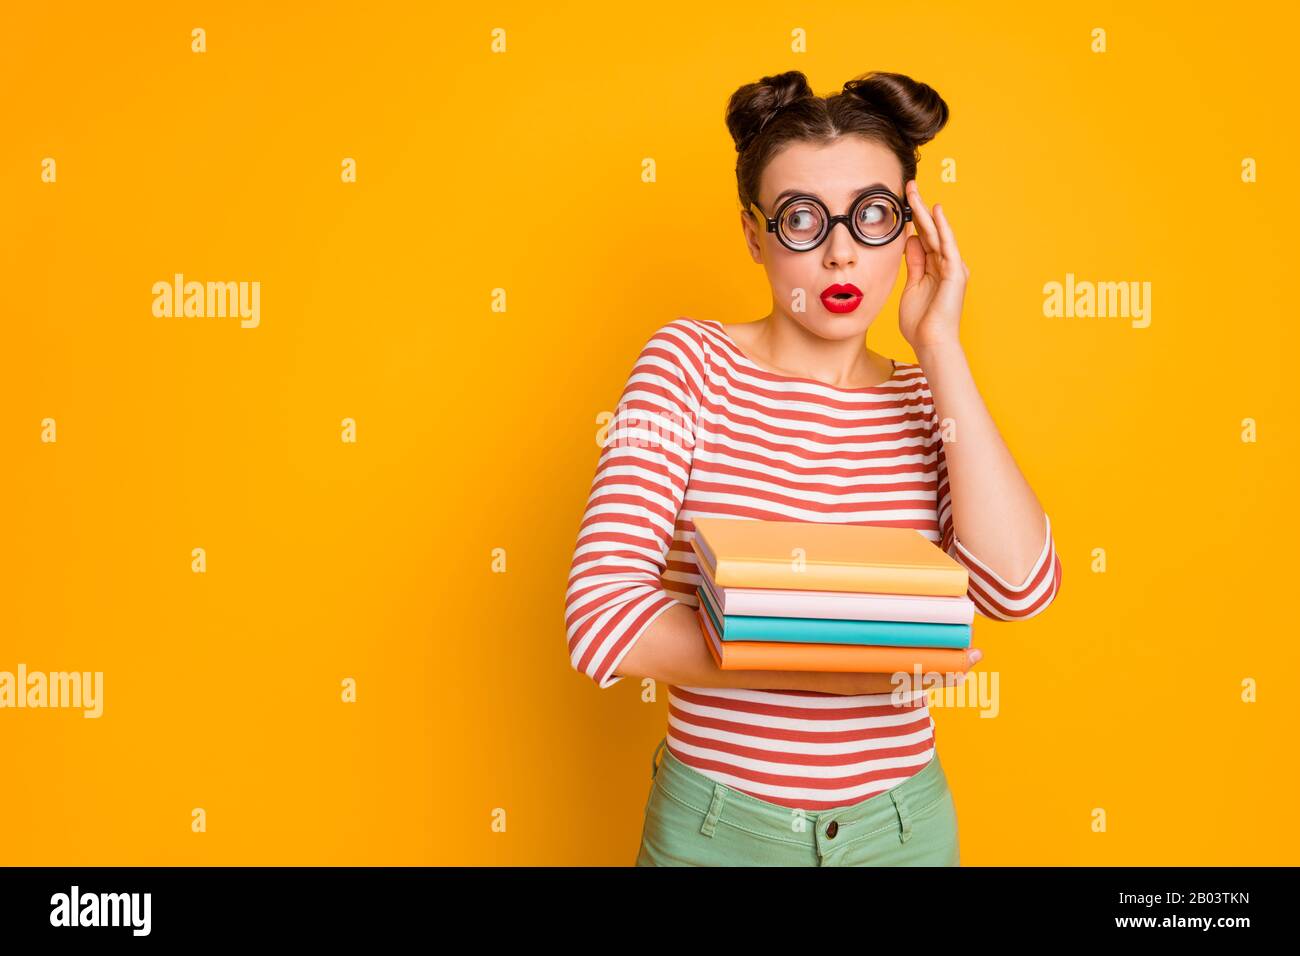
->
xmin=859 ymin=204 xmax=885 ymax=224
xmin=789 ymin=210 xmax=815 ymax=231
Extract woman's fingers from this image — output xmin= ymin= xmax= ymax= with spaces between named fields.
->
xmin=908 ymin=181 xmax=968 ymax=281
xmin=944 ymin=648 xmax=983 ymax=687
xmin=906 ymin=180 xmax=942 ymax=256
xmin=902 ymin=232 xmax=928 ymax=289
xmin=888 ymin=651 xmax=983 ymax=691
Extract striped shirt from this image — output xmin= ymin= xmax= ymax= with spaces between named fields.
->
xmin=565 ymin=317 xmax=1062 ymax=810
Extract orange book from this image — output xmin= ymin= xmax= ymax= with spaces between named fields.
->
xmin=691 ymin=516 xmax=968 ymax=596
xmin=697 ymin=604 xmax=973 ymax=676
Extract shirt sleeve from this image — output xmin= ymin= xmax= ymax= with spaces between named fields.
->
xmin=564 ymin=320 xmax=705 ymax=688
xmin=933 ymin=414 xmax=1063 ymax=621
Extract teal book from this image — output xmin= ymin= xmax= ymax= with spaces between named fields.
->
xmin=697 ymin=586 xmax=972 ymax=648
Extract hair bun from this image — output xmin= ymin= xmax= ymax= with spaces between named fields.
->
xmin=841 ymin=72 xmax=948 ymax=148
xmin=725 ymin=70 xmax=815 ymax=153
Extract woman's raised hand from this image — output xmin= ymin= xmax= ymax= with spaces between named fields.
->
xmin=898 ymin=179 xmax=969 ymax=353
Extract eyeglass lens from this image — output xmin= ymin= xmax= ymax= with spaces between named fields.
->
xmin=777 ymin=193 xmax=904 ymax=248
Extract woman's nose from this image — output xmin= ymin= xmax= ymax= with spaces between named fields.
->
xmin=822 ymin=221 xmax=858 ymax=267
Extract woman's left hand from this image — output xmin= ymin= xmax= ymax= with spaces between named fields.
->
xmin=899 ymin=179 xmax=968 ymax=353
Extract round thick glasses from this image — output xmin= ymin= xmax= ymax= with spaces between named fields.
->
xmin=748 ymin=187 xmax=912 ymax=252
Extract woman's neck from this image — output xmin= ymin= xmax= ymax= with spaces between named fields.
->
xmin=741 ymin=312 xmax=891 ymax=388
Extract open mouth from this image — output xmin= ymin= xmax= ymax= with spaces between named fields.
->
xmin=821 ymin=283 xmax=863 ymax=298
xmin=820 ymin=283 xmax=863 ymax=313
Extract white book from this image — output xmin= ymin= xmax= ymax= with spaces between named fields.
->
xmin=697 ymin=561 xmax=976 ymax=625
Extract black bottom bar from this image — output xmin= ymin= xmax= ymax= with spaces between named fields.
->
xmin=0 ymin=866 xmax=1284 ymax=942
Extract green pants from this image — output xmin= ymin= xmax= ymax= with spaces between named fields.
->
xmin=635 ymin=737 xmax=961 ymax=866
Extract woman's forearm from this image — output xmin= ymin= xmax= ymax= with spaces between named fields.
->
xmin=613 ymin=603 xmax=921 ymax=695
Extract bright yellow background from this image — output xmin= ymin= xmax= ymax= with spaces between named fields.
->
xmin=2 ymin=1 xmax=1296 ymax=865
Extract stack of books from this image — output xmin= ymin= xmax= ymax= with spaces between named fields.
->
xmin=691 ymin=516 xmax=977 ymax=674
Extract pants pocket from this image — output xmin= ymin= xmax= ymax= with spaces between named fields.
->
xmin=635 ymin=781 xmax=811 ymax=867
xmin=840 ymin=786 xmax=960 ymax=867
xmin=635 ymin=781 xmax=693 ymax=866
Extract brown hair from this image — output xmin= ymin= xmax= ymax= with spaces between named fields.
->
xmin=725 ymin=70 xmax=949 ymax=214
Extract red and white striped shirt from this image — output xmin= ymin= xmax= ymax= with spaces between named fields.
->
xmin=565 ymin=317 xmax=1062 ymax=810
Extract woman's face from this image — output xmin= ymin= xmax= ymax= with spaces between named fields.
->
xmin=741 ymin=136 xmax=907 ymax=341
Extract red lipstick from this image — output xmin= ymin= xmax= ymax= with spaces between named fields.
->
xmin=820 ymin=283 xmax=863 ymax=314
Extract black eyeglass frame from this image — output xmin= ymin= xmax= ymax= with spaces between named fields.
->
xmin=747 ymin=187 xmax=913 ymax=251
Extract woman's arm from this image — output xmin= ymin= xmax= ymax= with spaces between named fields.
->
xmin=900 ymin=180 xmax=1059 ymax=599
xmin=614 ymin=603 xmax=980 ymax=694
xmin=566 ymin=320 xmax=984 ymax=694
xmin=918 ymin=339 xmax=1049 ymax=587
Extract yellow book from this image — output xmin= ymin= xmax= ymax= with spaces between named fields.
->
xmin=691 ymin=516 xmax=968 ymax=597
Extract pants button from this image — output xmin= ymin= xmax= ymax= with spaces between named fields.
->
xmin=825 ymin=820 xmax=838 ymax=839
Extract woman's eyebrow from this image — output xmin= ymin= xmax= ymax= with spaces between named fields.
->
xmin=772 ymin=182 xmax=891 ymax=205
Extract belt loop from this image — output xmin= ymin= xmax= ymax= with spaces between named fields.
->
xmin=650 ymin=738 xmax=667 ymax=780
xmin=890 ymin=787 xmax=913 ymax=844
xmin=700 ymin=784 xmax=727 ymax=838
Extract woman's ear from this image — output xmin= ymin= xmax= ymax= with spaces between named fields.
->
xmin=740 ymin=210 xmax=764 ymax=265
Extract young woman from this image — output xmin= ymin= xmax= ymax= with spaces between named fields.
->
xmin=564 ymin=70 xmax=1063 ymax=866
